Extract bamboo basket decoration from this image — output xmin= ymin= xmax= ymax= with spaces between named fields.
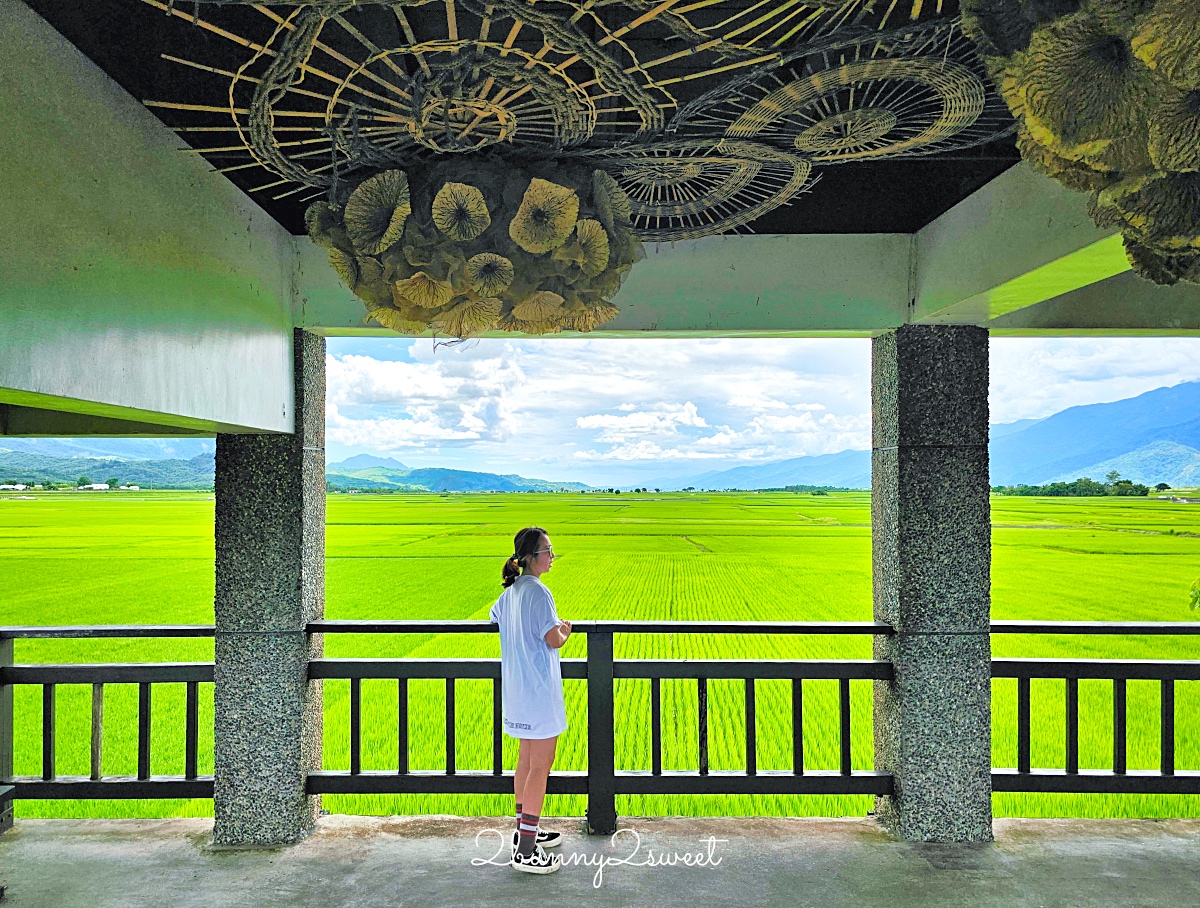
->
xmin=962 ymin=0 xmax=1200 ymax=285
xmin=140 ymin=0 xmax=1024 ymax=335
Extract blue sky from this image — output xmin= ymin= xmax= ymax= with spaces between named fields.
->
xmin=325 ymin=337 xmax=1200 ymax=487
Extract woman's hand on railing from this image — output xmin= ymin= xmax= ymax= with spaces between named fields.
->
xmin=545 ymin=620 xmax=572 ymax=649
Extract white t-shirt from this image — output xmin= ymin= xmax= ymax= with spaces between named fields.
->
xmin=489 ymin=574 xmax=568 ymax=739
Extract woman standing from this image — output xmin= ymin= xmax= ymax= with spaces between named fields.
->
xmin=489 ymin=526 xmax=572 ymax=874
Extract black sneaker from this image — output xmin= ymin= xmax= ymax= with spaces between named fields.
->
xmin=512 ymin=828 xmax=563 ymax=850
xmin=510 ymin=843 xmax=561 ymax=875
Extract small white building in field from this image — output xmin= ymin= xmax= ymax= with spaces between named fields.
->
xmin=79 ymin=483 xmax=110 ymax=490
xmin=0 ymin=484 xmax=27 ymax=491
xmin=119 ymin=485 xmax=140 ymax=491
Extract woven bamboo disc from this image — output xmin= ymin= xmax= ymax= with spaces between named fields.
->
xmin=589 ymin=140 xmax=814 ymax=242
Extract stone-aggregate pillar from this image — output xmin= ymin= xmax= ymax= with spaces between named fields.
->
xmin=213 ymin=329 xmax=325 ymax=846
xmin=871 ymin=324 xmax=993 ymax=842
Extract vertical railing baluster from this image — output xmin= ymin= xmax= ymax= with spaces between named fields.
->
xmin=651 ymin=677 xmax=661 ymax=777
xmin=90 ymin=683 xmax=104 ymax=781
xmin=1017 ymin=676 xmax=1031 ymax=774
xmin=792 ymin=677 xmax=804 ymax=776
xmin=137 ymin=682 xmax=151 ymax=781
xmin=839 ymin=677 xmax=851 ymax=776
xmin=1113 ymin=677 xmax=1126 ymax=775
xmin=397 ymin=678 xmax=408 ymax=775
xmin=697 ymin=676 xmax=708 ymax=777
xmin=350 ymin=677 xmax=362 ymax=776
xmin=446 ymin=678 xmax=455 ymax=775
xmin=586 ymin=630 xmax=617 ymax=835
xmin=185 ymin=681 xmax=199 ymax=781
xmin=0 ymin=635 xmax=12 ymax=833
xmin=493 ymin=675 xmax=503 ymax=776
xmin=1161 ymin=678 xmax=1175 ymax=776
xmin=745 ymin=678 xmax=756 ymax=776
xmin=1065 ymin=677 xmax=1079 ymax=774
xmin=43 ymin=683 xmax=56 ymax=782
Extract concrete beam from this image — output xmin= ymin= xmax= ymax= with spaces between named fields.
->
xmin=0 ymin=0 xmax=296 ymax=433
xmin=990 ymin=270 xmax=1200 ymax=335
xmin=298 ymin=233 xmax=913 ymax=337
xmin=913 ymin=163 xmax=1128 ymax=326
xmin=0 ymin=402 xmax=211 ymax=436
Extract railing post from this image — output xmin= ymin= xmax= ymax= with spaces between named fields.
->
xmin=871 ymin=326 xmax=993 ymax=843
xmin=586 ymin=630 xmax=617 ymax=835
xmin=1 ymin=634 xmax=13 ymax=833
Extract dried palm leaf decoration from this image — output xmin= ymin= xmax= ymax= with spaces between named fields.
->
xmin=963 ymin=0 xmax=1200 ymax=285
xmin=142 ymin=0 xmax=1025 ymax=332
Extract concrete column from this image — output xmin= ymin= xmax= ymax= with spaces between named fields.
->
xmin=871 ymin=324 xmax=993 ymax=842
xmin=213 ymin=329 xmax=325 ymax=846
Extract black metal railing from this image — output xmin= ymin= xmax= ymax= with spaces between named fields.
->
xmin=0 ymin=625 xmax=216 ymax=828
xmin=4 ymin=619 xmax=1200 ymax=836
xmin=306 ymin=620 xmax=894 ymax=832
xmin=990 ymin=622 xmax=1200 ymax=793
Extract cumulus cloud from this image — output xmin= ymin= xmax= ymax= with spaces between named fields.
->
xmin=324 ymin=336 xmax=1200 ymax=484
xmin=326 ymin=401 xmax=483 ymax=448
xmin=990 ymin=338 xmax=1200 ymax=423
xmin=576 ymin=402 xmax=708 ymax=441
xmin=326 ymin=337 xmax=874 ymax=477
xmin=575 ymin=440 xmax=740 ymax=461
xmin=325 ymin=351 xmax=522 ymax=450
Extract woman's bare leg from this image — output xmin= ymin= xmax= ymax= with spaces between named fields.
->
xmin=516 ymin=736 xmax=558 ymax=820
xmin=514 ymin=738 xmax=531 ymax=816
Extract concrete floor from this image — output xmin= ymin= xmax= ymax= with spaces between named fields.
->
xmin=1 ymin=815 xmax=1199 ymax=908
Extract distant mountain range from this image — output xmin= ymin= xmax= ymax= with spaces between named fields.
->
xmin=0 ymin=451 xmax=215 ymax=488
xmin=0 ymin=441 xmax=586 ymax=492
xmin=324 ymin=459 xmax=589 ymax=492
xmin=670 ymin=381 xmax=1200 ymax=490
xmin=989 ymin=381 xmax=1200 ymax=486
xmin=0 ymin=437 xmax=214 ymax=461
xmin=681 ymin=449 xmax=872 ymax=491
xmin=1043 ymin=440 xmax=1200 ymax=487
xmin=3 ymin=381 xmax=1199 ymax=491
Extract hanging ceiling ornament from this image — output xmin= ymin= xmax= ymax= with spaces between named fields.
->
xmin=589 ymin=140 xmax=814 ymax=241
xmin=306 ymin=152 xmax=643 ymax=336
xmin=142 ymin=0 xmax=1019 ymax=335
xmin=668 ymin=20 xmax=1014 ymax=162
xmin=962 ymin=0 xmax=1200 ymax=286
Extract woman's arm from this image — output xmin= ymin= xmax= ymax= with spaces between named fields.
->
xmin=544 ymin=620 xmax=572 ymax=649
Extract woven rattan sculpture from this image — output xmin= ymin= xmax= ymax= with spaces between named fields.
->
xmin=962 ymin=0 xmax=1200 ymax=286
xmin=144 ymin=0 xmax=1020 ymax=335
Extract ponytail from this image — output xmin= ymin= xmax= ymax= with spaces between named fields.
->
xmin=501 ymin=525 xmax=548 ymax=588
xmin=501 ymin=556 xmax=521 ymax=588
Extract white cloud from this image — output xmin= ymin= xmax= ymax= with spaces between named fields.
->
xmin=728 ymin=396 xmax=789 ymax=411
xmin=324 ymin=336 xmax=1200 ymax=485
xmin=989 ymin=338 xmax=1200 ymax=423
xmin=576 ymin=402 xmax=708 ymax=441
xmin=575 ymin=440 xmax=736 ymax=461
xmin=324 ymin=337 xmax=872 ymax=480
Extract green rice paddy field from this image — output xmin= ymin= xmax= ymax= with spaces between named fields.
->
xmin=3 ymin=489 xmax=1200 ymax=822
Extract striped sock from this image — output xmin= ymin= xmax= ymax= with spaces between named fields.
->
xmin=515 ymin=802 xmax=523 ymax=832
xmin=517 ymin=811 xmax=540 ymax=857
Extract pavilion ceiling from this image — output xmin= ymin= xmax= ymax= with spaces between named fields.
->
xmin=26 ymin=0 xmax=1021 ymax=236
